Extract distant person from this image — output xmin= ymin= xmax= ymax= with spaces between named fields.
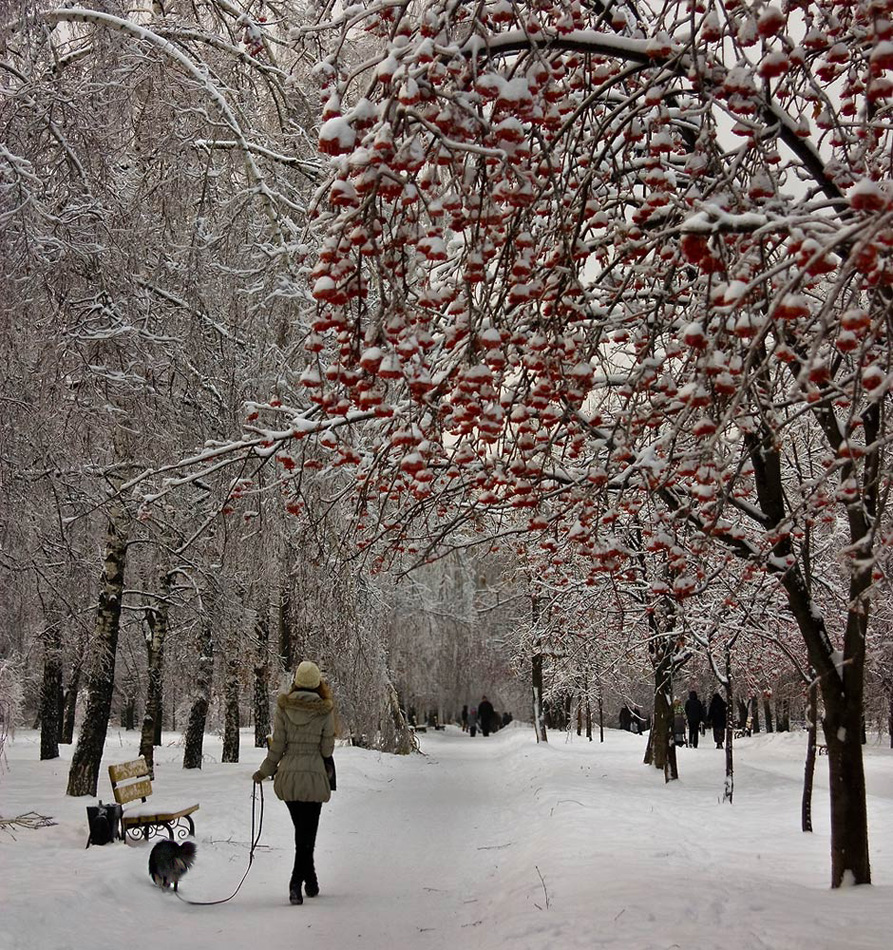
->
xmin=685 ymin=690 xmax=703 ymax=749
xmin=619 ymin=705 xmax=632 ymax=732
xmin=708 ymin=692 xmax=727 ymax=749
xmin=461 ymin=705 xmax=469 ymax=732
xmin=673 ymin=698 xmax=687 ymax=747
xmin=478 ymin=696 xmax=495 ymax=736
xmin=469 ymin=706 xmax=479 ymax=737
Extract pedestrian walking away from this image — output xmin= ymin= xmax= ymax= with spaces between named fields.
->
xmin=478 ymin=695 xmax=495 ymax=736
xmin=707 ymin=692 xmax=727 ymax=749
xmin=469 ymin=706 xmax=479 ymax=737
xmin=254 ymin=660 xmax=335 ymax=905
xmin=684 ymin=690 xmax=703 ymax=748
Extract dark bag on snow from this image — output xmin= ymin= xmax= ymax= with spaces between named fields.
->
xmin=323 ymin=755 xmax=336 ymax=792
xmin=86 ymin=800 xmax=123 ymax=848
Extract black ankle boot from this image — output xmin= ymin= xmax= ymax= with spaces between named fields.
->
xmin=304 ymin=866 xmax=319 ymax=898
xmin=289 ymin=885 xmax=303 ymax=905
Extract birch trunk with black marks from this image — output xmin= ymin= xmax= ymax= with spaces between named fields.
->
xmin=277 ymin=583 xmax=293 ymax=673
xmin=222 ymin=658 xmax=240 ymax=763
xmin=254 ymin=604 xmax=271 ymax=748
xmin=531 ymin=593 xmax=547 ymax=743
xmin=66 ymin=500 xmax=130 ymax=796
xmin=60 ymin=663 xmax=81 ymax=745
xmin=183 ymin=621 xmax=213 ymax=770
xmin=139 ymin=570 xmax=170 ymax=776
xmin=386 ymin=679 xmax=414 ymax=754
xmin=532 ymin=651 xmax=547 ymax=743
xmin=723 ymin=648 xmax=734 ymax=803
xmin=39 ymin=621 xmax=63 ymax=761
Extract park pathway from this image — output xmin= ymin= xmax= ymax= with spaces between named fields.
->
xmin=277 ymin=725 xmax=524 ymax=946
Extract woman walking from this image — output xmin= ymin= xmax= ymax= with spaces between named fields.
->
xmin=254 ymin=660 xmax=335 ymax=905
xmin=707 ymin=692 xmax=727 ymax=750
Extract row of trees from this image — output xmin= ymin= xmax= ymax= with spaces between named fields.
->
xmin=2 ymin=0 xmax=892 ymax=888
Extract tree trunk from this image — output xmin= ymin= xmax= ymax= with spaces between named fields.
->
xmin=802 ymin=679 xmax=818 ymax=833
xmin=888 ymin=688 xmax=893 ymax=750
xmin=763 ymin=695 xmax=774 ymax=732
xmin=183 ymin=622 xmax=213 ymax=770
xmin=723 ymin=648 xmax=734 ymax=803
xmin=822 ymin=691 xmax=870 ymax=884
xmin=751 ymin=696 xmax=761 ymax=734
xmin=820 ymin=641 xmax=870 ymax=885
xmin=60 ymin=662 xmax=81 ymax=745
xmin=66 ymin=501 xmax=129 ymax=796
xmin=386 ymin=679 xmax=414 ymax=754
xmin=646 ymin=636 xmax=677 ymax=781
xmin=748 ymin=413 xmax=873 ymax=885
xmin=121 ymin=689 xmax=136 ymax=729
xmin=779 ymin=698 xmax=790 ymax=732
xmin=139 ymin=573 xmax=169 ymax=776
xmin=780 ymin=562 xmax=872 ymax=885
xmin=532 ymin=652 xmax=547 ymax=743
xmin=222 ymin=659 xmax=240 ymax=763
xmin=254 ymin=604 xmax=271 ymax=748
xmin=39 ymin=623 xmax=63 ymax=761
xmin=278 ymin=583 xmax=292 ymax=673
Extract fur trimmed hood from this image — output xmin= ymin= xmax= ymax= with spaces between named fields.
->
xmin=277 ymin=688 xmax=333 ymax=716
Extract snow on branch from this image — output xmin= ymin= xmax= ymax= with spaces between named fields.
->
xmin=43 ymin=7 xmax=286 ymax=241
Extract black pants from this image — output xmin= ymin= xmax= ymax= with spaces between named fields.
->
xmin=687 ymin=721 xmax=699 ymax=748
xmin=285 ymin=801 xmax=322 ymax=889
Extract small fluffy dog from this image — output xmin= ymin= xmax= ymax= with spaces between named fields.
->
xmin=148 ymin=839 xmax=197 ymax=891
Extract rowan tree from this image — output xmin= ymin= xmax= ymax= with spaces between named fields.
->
xmin=233 ymin=0 xmax=893 ymax=887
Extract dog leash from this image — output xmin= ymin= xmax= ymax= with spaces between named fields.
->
xmin=174 ymin=780 xmax=264 ymax=906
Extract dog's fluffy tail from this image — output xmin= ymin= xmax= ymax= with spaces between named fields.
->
xmin=176 ymin=840 xmax=197 ymax=872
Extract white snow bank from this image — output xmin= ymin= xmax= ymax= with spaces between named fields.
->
xmin=1 ymin=726 xmax=892 ymax=949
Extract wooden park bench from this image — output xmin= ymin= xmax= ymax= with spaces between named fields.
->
xmin=108 ymin=757 xmax=199 ymax=841
xmin=734 ymin=716 xmax=754 ymax=739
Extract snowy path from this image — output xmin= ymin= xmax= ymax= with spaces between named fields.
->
xmin=3 ymin=725 xmax=893 ymax=950
xmin=307 ymin=728 xmax=521 ymax=942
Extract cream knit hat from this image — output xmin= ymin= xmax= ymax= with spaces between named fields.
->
xmin=293 ymin=660 xmax=321 ymax=689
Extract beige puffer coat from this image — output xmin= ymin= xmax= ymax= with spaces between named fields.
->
xmin=256 ymin=688 xmax=335 ymax=802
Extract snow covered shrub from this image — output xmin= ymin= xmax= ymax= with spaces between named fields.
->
xmin=0 ymin=659 xmax=24 ymax=771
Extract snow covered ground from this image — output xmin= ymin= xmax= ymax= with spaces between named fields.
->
xmin=2 ymin=723 xmax=892 ymax=950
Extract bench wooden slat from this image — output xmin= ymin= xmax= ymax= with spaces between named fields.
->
xmin=109 ymin=758 xmax=150 ymax=782
xmin=122 ymin=804 xmax=199 ymax=825
xmin=113 ymin=777 xmax=154 ymax=804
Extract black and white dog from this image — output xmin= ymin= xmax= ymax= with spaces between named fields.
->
xmin=148 ymin=839 xmax=197 ymax=891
